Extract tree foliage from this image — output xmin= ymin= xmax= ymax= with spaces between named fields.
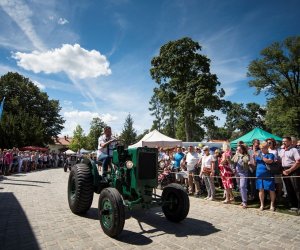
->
xmin=224 ymin=102 xmax=266 ymax=134
xmin=69 ymin=125 xmax=86 ymax=152
xmin=0 ymin=72 xmax=64 ymax=148
xmin=86 ymin=117 xmax=106 ymax=150
xmin=248 ymin=36 xmax=300 ymax=137
xmin=119 ymin=114 xmax=137 ymax=146
xmin=150 ymin=37 xmax=225 ymax=141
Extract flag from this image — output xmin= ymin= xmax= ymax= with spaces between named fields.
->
xmin=0 ymin=97 xmax=5 ymax=120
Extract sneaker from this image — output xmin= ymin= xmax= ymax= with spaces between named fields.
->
xmin=204 ymin=196 xmax=209 ymax=200
xmin=208 ymin=197 xmax=214 ymax=201
xmin=269 ymin=207 xmax=275 ymax=212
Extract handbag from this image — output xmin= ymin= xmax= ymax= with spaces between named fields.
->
xmin=266 ymin=161 xmax=282 ymax=175
xmin=202 ymin=166 xmax=212 ymax=175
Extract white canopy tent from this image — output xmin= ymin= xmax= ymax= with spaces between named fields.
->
xmin=65 ymin=149 xmax=76 ymax=155
xmin=128 ymin=129 xmax=182 ymax=148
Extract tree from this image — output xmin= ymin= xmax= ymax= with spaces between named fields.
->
xmin=69 ymin=125 xmax=87 ymax=152
xmin=86 ymin=117 xmax=106 ymax=150
xmin=0 ymin=72 xmax=64 ymax=148
xmin=224 ymin=102 xmax=266 ymax=135
xmin=247 ymin=36 xmax=300 ymax=137
xmin=119 ymin=114 xmax=137 ymax=146
xmin=150 ymin=37 xmax=225 ymax=141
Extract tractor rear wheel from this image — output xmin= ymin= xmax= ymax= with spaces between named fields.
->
xmin=98 ymin=188 xmax=125 ymax=238
xmin=68 ymin=163 xmax=94 ymax=214
xmin=162 ymin=183 xmax=189 ymax=222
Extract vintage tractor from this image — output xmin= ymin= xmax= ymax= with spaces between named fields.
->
xmin=67 ymin=145 xmax=189 ymax=238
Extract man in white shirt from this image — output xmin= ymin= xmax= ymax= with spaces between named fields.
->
xmin=184 ymin=146 xmax=201 ymax=196
xmin=97 ymin=126 xmax=117 ymax=177
xmin=279 ymin=136 xmax=300 ymax=213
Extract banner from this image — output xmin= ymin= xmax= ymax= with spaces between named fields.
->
xmin=0 ymin=97 xmax=5 ymax=120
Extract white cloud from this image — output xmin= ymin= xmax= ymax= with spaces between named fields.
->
xmin=12 ymin=44 xmax=112 ymax=79
xmin=61 ymin=109 xmax=117 ymax=136
xmin=0 ymin=0 xmax=45 ymax=51
xmin=58 ymin=17 xmax=69 ymax=25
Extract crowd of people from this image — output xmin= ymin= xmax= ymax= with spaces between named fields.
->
xmin=0 ymin=148 xmax=67 ymax=175
xmin=1 ymin=134 xmax=300 ymax=215
xmin=157 ymin=136 xmax=300 ymax=214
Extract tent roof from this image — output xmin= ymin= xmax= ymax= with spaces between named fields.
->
xmin=65 ymin=149 xmax=76 ymax=155
xmin=230 ymin=127 xmax=282 ymax=148
xmin=129 ymin=129 xmax=182 ymax=148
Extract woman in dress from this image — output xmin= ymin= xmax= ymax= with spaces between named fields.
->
xmin=218 ymin=143 xmax=234 ymax=203
xmin=232 ymin=144 xmax=249 ymax=209
xmin=254 ymin=141 xmax=276 ymax=211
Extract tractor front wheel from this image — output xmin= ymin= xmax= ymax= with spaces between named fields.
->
xmin=98 ymin=188 xmax=125 ymax=238
xmin=68 ymin=163 xmax=94 ymax=214
xmin=162 ymin=183 xmax=189 ymax=222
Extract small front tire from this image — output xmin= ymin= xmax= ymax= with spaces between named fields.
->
xmin=98 ymin=188 xmax=125 ymax=238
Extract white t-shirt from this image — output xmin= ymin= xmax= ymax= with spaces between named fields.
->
xmin=185 ymin=152 xmax=199 ymax=171
xmin=201 ymin=154 xmax=215 ymax=169
xmin=97 ymin=134 xmax=117 ymax=158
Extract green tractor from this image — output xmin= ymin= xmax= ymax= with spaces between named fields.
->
xmin=67 ymin=145 xmax=189 ymax=238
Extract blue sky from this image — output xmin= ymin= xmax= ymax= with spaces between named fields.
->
xmin=0 ymin=0 xmax=299 ymax=136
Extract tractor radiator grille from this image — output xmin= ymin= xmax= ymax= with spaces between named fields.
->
xmin=138 ymin=152 xmax=157 ymax=179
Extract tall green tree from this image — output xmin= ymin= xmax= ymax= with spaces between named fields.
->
xmin=86 ymin=117 xmax=106 ymax=150
xmin=248 ymin=36 xmax=300 ymax=137
xmin=224 ymin=102 xmax=266 ymax=134
xmin=0 ymin=72 xmax=64 ymax=148
xmin=69 ymin=125 xmax=87 ymax=152
xmin=150 ymin=37 xmax=225 ymax=141
xmin=119 ymin=114 xmax=137 ymax=146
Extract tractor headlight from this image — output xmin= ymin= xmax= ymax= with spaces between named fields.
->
xmin=126 ymin=160 xmax=134 ymax=169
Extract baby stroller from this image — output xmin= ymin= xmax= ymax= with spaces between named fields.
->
xmin=158 ymin=161 xmax=173 ymax=190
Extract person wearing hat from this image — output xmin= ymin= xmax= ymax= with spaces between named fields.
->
xmin=200 ymin=146 xmax=216 ymax=200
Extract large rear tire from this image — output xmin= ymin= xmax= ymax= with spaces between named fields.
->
xmin=98 ymin=188 xmax=125 ymax=238
xmin=162 ymin=183 xmax=189 ymax=222
xmin=68 ymin=163 xmax=94 ymax=214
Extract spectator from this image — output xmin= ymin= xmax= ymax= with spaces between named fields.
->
xmin=279 ymin=136 xmax=300 ymax=214
xmin=200 ymin=146 xmax=215 ymax=200
xmin=173 ymin=146 xmax=184 ymax=171
xmin=0 ymin=149 xmax=3 ymax=175
xmin=232 ymin=144 xmax=249 ymax=209
xmin=184 ymin=145 xmax=201 ymax=197
xmin=266 ymin=138 xmax=282 ymax=200
xmin=254 ymin=141 xmax=276 ymax=211
xmin=218 ymin=143 xmax=234 ymax=204
xmin=248 ymin=139 xmax=260 ymax=201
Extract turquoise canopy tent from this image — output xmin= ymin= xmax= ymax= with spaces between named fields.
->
xmin=230 ymin=127 xmax=282 ymax=149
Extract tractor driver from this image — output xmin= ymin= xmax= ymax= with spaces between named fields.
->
xmin=97 ymin=126 xmax=117 ymax=177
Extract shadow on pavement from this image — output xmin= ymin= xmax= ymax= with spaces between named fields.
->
xmin=0 ymin=192 xmax=40 ymax=250
xmin=4 ymin=178 xmax=51 ymax=184
xmin=81 ymin=207 xmax=99 ymax=220
xmin=0 ymin=182 xmax=42 ymax=187
xmin=84 ymin=206 xmax=220 ymax=245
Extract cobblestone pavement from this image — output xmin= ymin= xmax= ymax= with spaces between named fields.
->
xmin=0 ymin=168 xmax=299 ymax=250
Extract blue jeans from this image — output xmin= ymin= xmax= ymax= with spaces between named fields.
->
xmin=98 ymin=154 xmax=111 ymax=177
xmin=236 ymin=170 xmax=248 ymax=205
